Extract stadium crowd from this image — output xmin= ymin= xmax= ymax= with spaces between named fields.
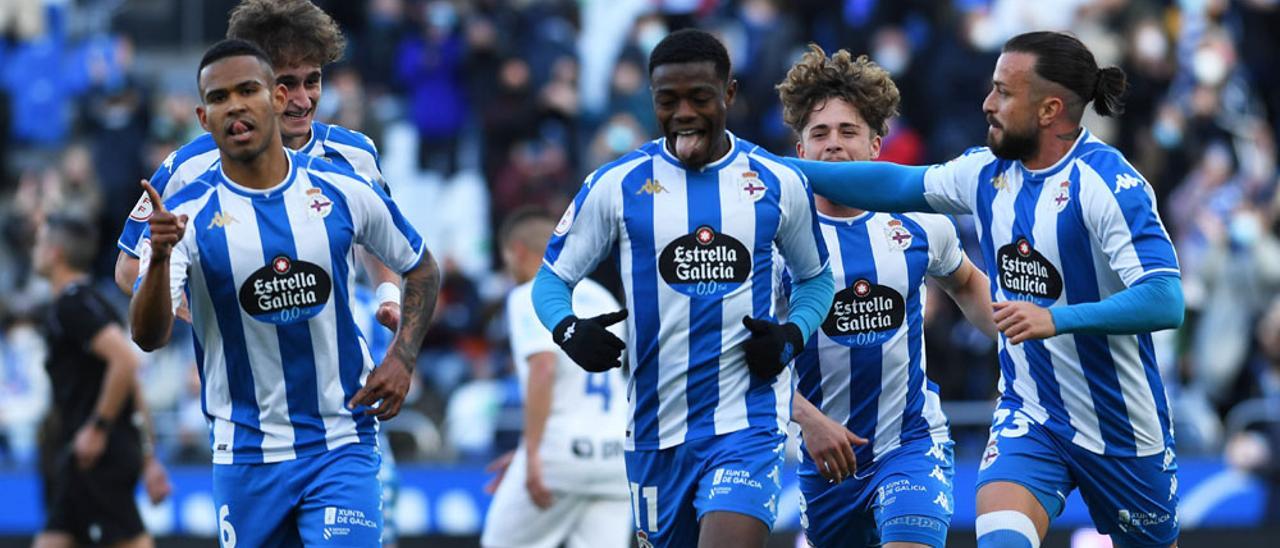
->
xmin=0 ymin=0 xmax=1278 ymax=512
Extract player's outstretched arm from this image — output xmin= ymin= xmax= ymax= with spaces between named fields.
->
xmin=934 ymin=256 xmax=998 ymax=339
xmin=787 ymin=158 xmax=934 ymax=213
xmin=348 ymin=249 xmax=441 ymax=420
xmin=130 ymin=181 xmax=185 ymax=352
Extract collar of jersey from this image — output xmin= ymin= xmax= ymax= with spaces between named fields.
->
xmin=294 ymin=121 xmax=324 ymax=156
xmin=1019 ymin=127 xmax=1090 ymax=181
xmin=655 ymin=130 xmax=740 ymax=171
xmin=817 ymin=210 xmax=874 ymax=226
xmin=217 ymin=148 xmax=298 ymax=199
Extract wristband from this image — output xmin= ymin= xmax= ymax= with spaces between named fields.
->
xmin=375 ymin=282 xmax=401 ymax=305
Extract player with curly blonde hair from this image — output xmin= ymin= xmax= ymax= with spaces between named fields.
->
xmin=777 ymin=45 xmax=995 ymax=548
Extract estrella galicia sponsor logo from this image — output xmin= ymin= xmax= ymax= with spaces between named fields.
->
xmin=238 ymin=255 xmax=332 ymax=325
xmin=821 ymin=279 xmax=904 ymax=347
xmin=997 ymin=238 xmax=1062 ymax=305
xmin=659 ymin=226 xmax=750 ymax=298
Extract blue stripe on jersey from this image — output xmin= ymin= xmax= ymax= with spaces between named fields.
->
xmin=684 ymin=167 xmax=722 ymax=439
xmin=974 ymin=161 xmax=1002 ymax=304
xmin=620 ymin=159 xmax=661 ymax=445
xmin=193 ymin=334 xmax=211 ymax=451
xmin=838 ymin=221 xmax=884 ymax=466
xmin=1010 ymin=176 xmax=1070 ymax=424
xmin=314 ymin=178 xmax=379 ymax=445
xmin=1058 ymin=165 xmax=1137 ymax=453
xmin=746 ymin=156 xmax=783 ymax=429
xmin=795 ymin=335 xmax=822 ymax=408
xmin=1138 ymin=332 xmax=1173 ymax=446
xmin=895 ymin=215 xmax=931 ymax=440
xmin=252 ymin=196 xmax=327 ymax=453
xmin=1084 ymin=151 xmax=1179 ymax=277
xmin=322 ymin=145 xmax=357 ymax=174
xmin=196 ymin=192 xmax=264 ymax=463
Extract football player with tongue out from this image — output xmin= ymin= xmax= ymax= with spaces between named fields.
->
xmin=533 ymin=28 xmax=834 ymax=548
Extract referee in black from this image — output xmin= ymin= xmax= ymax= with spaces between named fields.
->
xmin=32 ymin=214 xmax=166 ymax=548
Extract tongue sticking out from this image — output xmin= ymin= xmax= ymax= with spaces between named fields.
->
xmin=675 ymin=132 xmax=703 ymax=161
xmin=231 ymin=121 xmax=250 ymax=136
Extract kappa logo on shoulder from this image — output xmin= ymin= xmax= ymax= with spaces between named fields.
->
xmin=208 ymin=211 xmax=238 ymax=229
xmin=1114 ymin=173 xmax=1145 ymax=193
xmin=636 ymin=178 xmax=667 ymax=195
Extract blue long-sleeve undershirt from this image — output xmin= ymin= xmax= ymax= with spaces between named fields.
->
xmin=1049 ymin=274 xmax=1184 ymax=335
xmin=531 ymin=265 xmax=835 ymax=344
xmin=787 ymin=158 xmax=933 ymax=213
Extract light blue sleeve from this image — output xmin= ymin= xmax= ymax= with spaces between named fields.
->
xmin=1049 ymin=274 xmax=1184 ymax=334
xmin=785 ymin=265 xmax=834 ymax=344
xmin=786 ymin=159 xmax=934 ymax=213
xmin=532 ymin=266 xmax=575 ymax=332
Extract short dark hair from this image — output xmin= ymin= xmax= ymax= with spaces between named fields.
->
xmin=44 ymin=214 xmax=98 ymax=272
xmin=648 ymin=28 xmax=731 ymax=81
xmin=226 ymin=0 xmax=346 ymax=69
xmin=197 ymin=38 xmax=273 ymax=87
xmin=1003 ymin=31 xmax=1127 ymax=119
xmin=498 ymin=206 xmax=555 ymax=255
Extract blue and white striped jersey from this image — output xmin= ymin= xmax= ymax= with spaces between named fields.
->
xmin=137 ymin=149 xmax=424 ymax=464
xmin=922 ymin=129 xmax=1178 ymax=457
xmin=543 ymin=133 xmax=829 ymax=451
xmin=119 ymin=121 xmax=384 ymax=258
xmin=794 ymin=212 xmax=959 ymax=467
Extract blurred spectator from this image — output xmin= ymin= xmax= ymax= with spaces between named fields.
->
xmin=0 ymin=314 xmax=49 ymax=468
xmin=398 ymin=0 xmax=468 ymax=176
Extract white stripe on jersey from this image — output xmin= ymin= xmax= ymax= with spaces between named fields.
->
xmin=648 ymin=158 xmax=692 ymax=445
xmin=869 ymin=216 xmax=909 ymax=457
xmin=715 ymin=162 xmax=754 ymax=436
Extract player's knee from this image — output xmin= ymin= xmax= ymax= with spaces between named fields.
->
xmin=976 ymin=510 xmax=1040 ymax=548
xmin=880 ymin=514 xmax=948 ymax=548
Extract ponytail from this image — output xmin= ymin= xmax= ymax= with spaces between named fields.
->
xmin=1092 ymin=66 xmax=1127 ymax=117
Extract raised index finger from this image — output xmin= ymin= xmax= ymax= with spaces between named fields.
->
xmin=140 ymin=179 xmax=165 ymax=213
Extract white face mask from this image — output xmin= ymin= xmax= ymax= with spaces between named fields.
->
xmin=873 ymin=45 xmax=909 ymax=76
xmin=1134 ymin=25 xmax=1168 ymax=63
xmin=605 ymin=123 xmax=637 ymax=154
xmin=637 ymin=22 xmax=668 ymax=55
xmin=1192 ymin=47 xmax=1228 ymax=87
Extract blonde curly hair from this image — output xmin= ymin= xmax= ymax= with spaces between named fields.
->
xmin=776 ymin=44 xmax=900 ymax=137
xmin=226 ymin=0 xmax=346 ymax=69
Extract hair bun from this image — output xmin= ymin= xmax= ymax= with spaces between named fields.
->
xmin=1092 ymin=66 xmax=1127 ymax=117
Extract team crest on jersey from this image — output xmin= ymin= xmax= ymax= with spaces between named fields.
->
xmin=1052 ymin=180 xmax=1071 ymax=212
xmin=306 ymin=188 xmax=333 ymax=219
xmin=238 ymin=254 xmax=332 ymax=325
xmin=740 ymin=171 xmax=767 ymax=202
xmin=884 ymin=219 xmax=912 ymax=250
xmin=129 ymin=193 xmax=154 ymax=221
xmin=659 ymin=226 xmax=751 ymax=298
xmin=554 ymin=201 xmax=575 ymax=236
xmin=822 ymin=279 xmax=905 ymax=347
xmin=996 ymin=238 xmax=1063 ymax=306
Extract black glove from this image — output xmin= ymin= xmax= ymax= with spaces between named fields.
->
xmin=553 ymin=310 xmax=628 ymax=372
xmin=741 ymin=316 xmax=804 ymax=378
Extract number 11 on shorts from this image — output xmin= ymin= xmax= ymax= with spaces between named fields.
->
xmin=630 ymin=482 xmax=658 ymax=532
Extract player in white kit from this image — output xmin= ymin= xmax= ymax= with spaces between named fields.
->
xmin=482 ymin=208 xmax=632 ymax=548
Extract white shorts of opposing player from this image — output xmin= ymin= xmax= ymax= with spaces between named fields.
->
xmin=480 ymin=448 xmax=632 ymax=548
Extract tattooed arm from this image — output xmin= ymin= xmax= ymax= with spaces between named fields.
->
xmin=346 ymin=249 xmax=441 ymax=420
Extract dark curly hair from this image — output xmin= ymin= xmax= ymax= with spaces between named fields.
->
xmin=226 ymin=0 xmax=346 ymax=69
xmin=776 ymin=44 xmax=900 ymax=137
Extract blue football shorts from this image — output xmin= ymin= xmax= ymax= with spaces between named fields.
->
xmin=213 ymin=442 xmax=383 ymax=547
xmin=977 ymin=409 xmax=1179 ymax=547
